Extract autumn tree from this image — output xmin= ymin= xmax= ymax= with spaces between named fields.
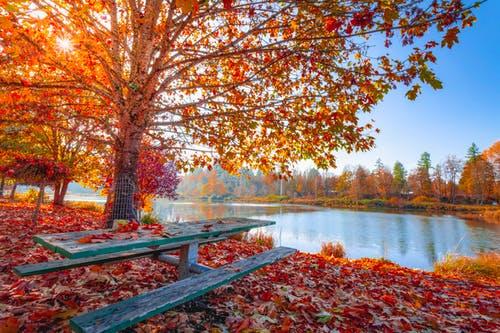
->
xmin=200 ymin=169 xmax=227 ymax=197
xmin=482 ymin=141 xmax=500 ymax=201
xmin=409 ymin=152 xmax=433 ymax=197
xmin=460 ymin=144 xmax=495 ymax=203
xmin=443 ymin=155 xmax=462 ymax=203
xmin=335 ymin=168 xmax=353 ymax=197
xmin=0 ymin=0 xmax=479 ymax=221
xmin=373 ymin=159 xmax=393 ymax=199
xmin=350 ymin=166 xmax=374 ymax=200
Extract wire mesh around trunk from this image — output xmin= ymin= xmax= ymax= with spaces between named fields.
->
xmin=109 ymin=174 xmax=138 ymax=222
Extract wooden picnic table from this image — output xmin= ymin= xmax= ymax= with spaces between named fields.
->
xmin=15 ymin=217 xmax=296 ymax=333
xmin=34 ymin=217 xmax=274 ymax=259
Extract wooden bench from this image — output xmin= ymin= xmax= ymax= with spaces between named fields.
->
xmin=70 ymin=246 xmax=296 ymax=333
xmin=14 ymin=237 xmax=226 ymax=277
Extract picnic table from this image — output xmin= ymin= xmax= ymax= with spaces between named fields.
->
xmin=14 ymin=217 xmax=296 ymax=333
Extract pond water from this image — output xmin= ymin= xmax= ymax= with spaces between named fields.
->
xmin=153 ymin=201 xmax=500 ymax=270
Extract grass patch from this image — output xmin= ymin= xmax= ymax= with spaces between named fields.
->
xmin=140 ymin=213 xmax=160 ymax=224
xmin=66 ymin=201 xmax=104 ymax=213
xmin=320 ymin=241 xmax=346 ymax=258
xmin=246 ymin=230 xmax=275 ymax=249
xmin=434 ymin=252 xmax=500 ymax=283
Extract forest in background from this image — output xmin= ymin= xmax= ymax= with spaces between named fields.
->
xmin=179 ymin=141 xmax=499 ymax=205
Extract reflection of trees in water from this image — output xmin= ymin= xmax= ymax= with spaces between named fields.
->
xmin=420 ymin=217 xmax=438 ymax=264
xmin=395 ymin=216 xmax=409 ymax=256
xmin=198 ymin=204 xmax=227 ymax=219
xmin=153 ymin=201 xmax=295 ymax=222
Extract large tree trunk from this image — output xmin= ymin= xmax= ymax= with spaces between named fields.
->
xmin=53 ymin=178 xmax=70 ymax=205
xmin=107 ymin=122 xmax=144 ymax=227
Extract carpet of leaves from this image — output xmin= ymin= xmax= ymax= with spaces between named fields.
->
xmin=0 ymin=202 xmax=498 ymax=332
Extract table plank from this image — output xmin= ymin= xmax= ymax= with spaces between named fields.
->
xmin=34 ymin=217 xmax=274 ymax=259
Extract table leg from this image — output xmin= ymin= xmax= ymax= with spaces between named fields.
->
xmin=178 ymin=241 xmax=198 ymax=279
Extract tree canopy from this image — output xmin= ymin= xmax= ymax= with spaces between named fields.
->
xmin=0 ymin=0 xmax=480 ymax=219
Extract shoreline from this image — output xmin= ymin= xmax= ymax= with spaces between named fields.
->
xmin=230 ymin=196 xmax=500 ymax=224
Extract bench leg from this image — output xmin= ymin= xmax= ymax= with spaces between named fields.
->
xmin=178 ymin=242 xmax=198 ymax=279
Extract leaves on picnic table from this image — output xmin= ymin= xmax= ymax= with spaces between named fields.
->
xmin=0 ymin=202 xmax=498 ymax=332
xmin=77 ymin=233 xmax=114 ymax=244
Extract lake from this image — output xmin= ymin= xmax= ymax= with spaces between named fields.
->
xmin=153 ymin=201 xmax=500 ymax=270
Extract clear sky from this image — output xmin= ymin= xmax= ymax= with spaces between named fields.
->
xmin=316 ymin=1 xmax=500 ymax=174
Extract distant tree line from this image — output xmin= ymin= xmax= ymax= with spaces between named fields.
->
xmin=178 ymin=142 xmax=499 ymax=204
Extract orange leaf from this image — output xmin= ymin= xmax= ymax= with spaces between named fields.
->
xmin=77 ymin=236 xmax=92 ymax=243
xmin=0 ymin=317 xmax=19 ymax=333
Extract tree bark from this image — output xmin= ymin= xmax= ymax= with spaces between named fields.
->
xmin=53 ymin=180 xmax=61 ymax=205
xmin=0 ymin=176 xmax=4 ymax=197
xmin=107 ymin=121 xmax=144 ymax=227
xmin=32 ymin=185 xmax=45 ymax=225
xmin=59 ymin=179 xmax=69 ymax=204
xmin=9 ymin=182 xmax=17 ymax=202
xmin=53 ymin=178 xmax=70 ymax=205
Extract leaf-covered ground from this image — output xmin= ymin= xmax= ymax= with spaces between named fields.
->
xmin=0 ymin=202 xmax=498 ymax=332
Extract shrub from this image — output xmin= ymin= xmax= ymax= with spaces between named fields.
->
xmin=66 ymin=201 xmax=104 ymax=213
xmin=412 ymin=195 xmax=438 ymax=204
xmin=320 ymin=241 xmax=346 ymax=258
xmin=265 ymin=194 xmax=289 ymax=202
xmin=246 ymin=231 xmax=274 ymax=248
xmin=141 ymin=213 xmax=160 ymax=225
xmin=434 ymin=252 xmax=500 ymax=283
xmin=387 ymin=197 xmax=403 ymax=207
xmin=20 ymin=188 xmax=49 ymax=203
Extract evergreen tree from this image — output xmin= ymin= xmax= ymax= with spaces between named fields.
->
xmin=417 ymin=152 xmax=432 ymax=171
xmin=392 ymin=161 xmax=407 ymax=196
xmin=466 ymin=143 xmax=481 ymax=162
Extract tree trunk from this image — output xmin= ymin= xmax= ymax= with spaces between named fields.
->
xmin=107 ymin=123 xmax=144 ymax=227
xmin=0 ymin=176 xmax=4 ymax=197
xmin=9 ymin=182 xmax=17 ymax=202
xmin=32 ymin=185 xmax=45 ymax=225
xmin=53 ymin=179 xmax=70 ymax=205
xmin=53 ymin=180 xmax=61 ymax=205
xmin=59 ymin=179 xmax=69 ymax=204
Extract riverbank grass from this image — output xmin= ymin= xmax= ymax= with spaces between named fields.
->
xmin=246 ymin=230 xmax=275 ymax=248
xmin=320 ymin=241 xmax=346 ymax=258
xmin=434 ymin=252 xmax=500 ymax=283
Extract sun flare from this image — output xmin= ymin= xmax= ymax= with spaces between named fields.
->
xmin=56 ymin=38 xmax=73 ymax=52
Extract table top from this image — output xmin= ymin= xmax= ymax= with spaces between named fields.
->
xmin=34 ymin=217 xmax=274 ymax=259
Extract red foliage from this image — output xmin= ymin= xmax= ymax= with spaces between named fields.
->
xmin=0 ymin=202 xmax=498 ymax=332
xmin=135 ymin=150 xmax=180 ymax=209
xmin=0 ymin=154 xmax=70 ymax=184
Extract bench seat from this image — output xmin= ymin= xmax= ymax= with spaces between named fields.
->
xmin=14 ymin=237 xmax=226 ymax=277
xmin=70 ymin=246 xmax=296 ymax=333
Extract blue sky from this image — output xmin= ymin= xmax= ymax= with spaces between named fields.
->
xmin=319 ymin=1 xmax=500 ymax=174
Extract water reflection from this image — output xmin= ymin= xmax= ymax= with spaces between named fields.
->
xmin=153 ymin=201 xmax=500 ymax=270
